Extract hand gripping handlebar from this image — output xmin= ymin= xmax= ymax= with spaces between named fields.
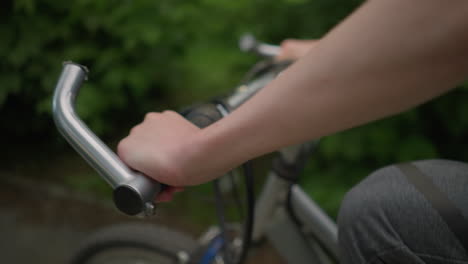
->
xmin=52 ymin=62 xmax=164 ymax=217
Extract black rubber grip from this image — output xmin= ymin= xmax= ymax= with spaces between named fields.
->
xmin=113 ymin=185 xmax=145 ymax=216
xmin=181 ymin=103 xmax=224 ymax=128
xmin=112 ymin=174 xmax=166 ymax=216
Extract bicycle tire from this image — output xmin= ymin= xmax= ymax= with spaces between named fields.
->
xmin=70 ymin=223 xmax=199 ymax=264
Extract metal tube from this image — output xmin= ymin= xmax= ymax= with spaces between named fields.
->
xmin=256 ymin=43 xmax=281 ymax=57
xmin=52 ymin=62 xmax=163 ymax=216
xmin=252 ymin=173 xmax=291 ymax=241
xmin=238 ymin=33 xmax=281 ymax=57
xmin=290 ymin=185 xmax=339 ymax=258
xmin=226 ymin=71 xmax=278 ymax=109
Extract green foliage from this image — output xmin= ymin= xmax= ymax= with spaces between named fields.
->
xmin=1 ymin=0 xmax=361 ymax=136
xmin=2 ymin=0 xmax=468 ymax=219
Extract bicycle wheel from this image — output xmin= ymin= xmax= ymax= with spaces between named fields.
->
xmin=70 ymin=223 xmax=199 ymax=264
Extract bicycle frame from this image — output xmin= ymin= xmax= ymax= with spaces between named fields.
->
xmin=253 ymin=148 xmax=339 ymax=264
xmin=221 ymin=66 xmax=339 ymax=264
xmin=213 ymin=83 xmax=337 ymax=264
xmin=53 ymin=58 xmax=339 ymax=264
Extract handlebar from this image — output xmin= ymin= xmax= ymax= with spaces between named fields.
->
xmin=239 ymin=34 xmax=281 ymax=58
xmin=52 ymin=62 xmax=164 ymax=217
xmin=52 ymin=55 xmax=286 ymax=217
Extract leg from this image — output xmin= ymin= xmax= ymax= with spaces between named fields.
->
xmin=338 ymin=159 xmax=468 ymax=264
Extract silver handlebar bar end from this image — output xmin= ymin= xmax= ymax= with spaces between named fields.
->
xmin=52 ymin=62 xmax=163 ymax=217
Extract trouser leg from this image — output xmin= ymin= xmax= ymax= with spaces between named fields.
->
xmin=338 ymin=159 xmax=468 ymax=264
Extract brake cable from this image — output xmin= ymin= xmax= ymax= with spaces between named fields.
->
xmin=212 ymin=161 xmax=254 ymax=264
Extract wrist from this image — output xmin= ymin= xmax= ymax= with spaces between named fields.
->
xmin=177 ymin=126 xmax=243 ymax=186
xmin=170 ymin=129 xmax=223 ymax=186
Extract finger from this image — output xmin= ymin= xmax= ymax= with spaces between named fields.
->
xmin=276 ymin=39 xmax=318 ymax=61
xmin=275 ymin=39 xmax=296 ymax=61
xmin=173 ymin=187 xmax=185 ymax=193
xmin=156 ymin=191 xmax=174 ymax=202
xmin=155 ymin=186 xmax=184 ymax=202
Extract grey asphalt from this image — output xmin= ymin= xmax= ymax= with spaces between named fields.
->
xmin=0 ymin=176 xmax=284 ymax=264
xmin=0 ymin=177 xmax=133 ymax=263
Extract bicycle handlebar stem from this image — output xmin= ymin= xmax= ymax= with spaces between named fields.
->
xmin=52 ymin=62 xmax=163 ymax=217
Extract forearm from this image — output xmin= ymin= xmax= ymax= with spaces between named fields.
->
xmin=190 ymin=0 xmax=468 ymax=177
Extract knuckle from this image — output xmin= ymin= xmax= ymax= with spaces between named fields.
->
xmin=129 ymin=125 xmax=141 ymax=135
xmin=280 ymin=39 xmax=294 ymax=49
xmin=163 ymin=110 xmax=177 ymax=116
xmin=144 ymin=112 xmax=159 ymax=120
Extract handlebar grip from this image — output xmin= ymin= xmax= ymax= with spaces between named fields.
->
xmin=239 ymin=33 xmax=281 ymax=57
xmin=52 ymin=62 xmax=164 ymax=216
xmin=181 ymin=103 xmax=224 ymax=128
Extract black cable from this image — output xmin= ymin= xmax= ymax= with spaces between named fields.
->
xmin=213 ymin=162 xmax=255 ymax=264
xmin=213 ymin=179 xmax=233 ymax=264
xmin=228 ymin=170 xmax=245 ymax=219
xmin=237 ymin=161 xmax=255 ymax=264
xmin=210 ymin=59 xmax=287 ymax=264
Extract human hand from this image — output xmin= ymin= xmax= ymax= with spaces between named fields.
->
xmin=117 ymin=111 xmax=202 ymax=202
xmin=276 ymin=39 xmax=318 ymax=61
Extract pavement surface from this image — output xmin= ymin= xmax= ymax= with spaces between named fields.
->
xmin=1 ymin=176 xmax=137 ymax=263
xmin=0 ymin=175 xmax=284 ymax=264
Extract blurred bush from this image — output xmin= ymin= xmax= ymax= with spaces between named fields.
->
xmin=2 ymin=0 xmax=468 ymax=215
xmin=1 ymin=0 xmax=362 ymax=137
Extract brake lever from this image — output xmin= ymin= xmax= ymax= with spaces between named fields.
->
xmin=52 ymin=62 xmax=164 ymax=217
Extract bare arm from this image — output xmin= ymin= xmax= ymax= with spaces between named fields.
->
xmin=118 ymin=0 xmax=468 ymax=189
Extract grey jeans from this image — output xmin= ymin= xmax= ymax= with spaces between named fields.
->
xmin=338 ymin=159 xmax=468 ymax=264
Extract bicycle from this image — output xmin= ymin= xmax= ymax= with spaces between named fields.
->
xmin=52 ymin=34 xmax=339 ymax=264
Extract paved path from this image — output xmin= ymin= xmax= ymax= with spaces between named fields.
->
xmin=0 ymin=177 xmax=134 ymax=263
xmin=0 ymin=176 xmax=284 ymax=264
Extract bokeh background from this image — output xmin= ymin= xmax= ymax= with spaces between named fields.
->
xmin=2 ymin=0 xmax=468 ymax=263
